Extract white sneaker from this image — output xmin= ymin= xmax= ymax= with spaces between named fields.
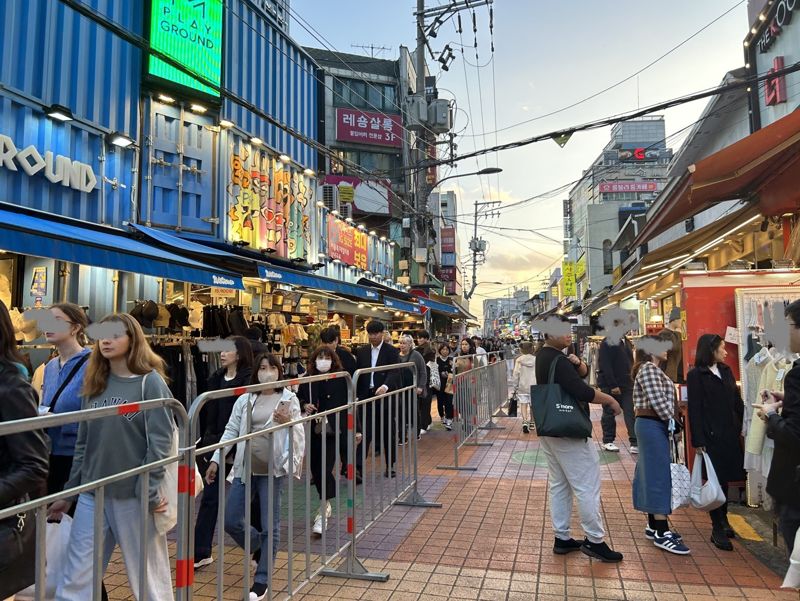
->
xmin=312 ymin=515 xmax=324 ymax=535
xmin=419 ymin=429 xmax=426 ymax=436
xmin=602 ymin=442 xmax=620 ymax=452
xmin=630 ymin=445 xmax=639 ymax=454
xmin=194 ymin=556 xmax=213 ymax=569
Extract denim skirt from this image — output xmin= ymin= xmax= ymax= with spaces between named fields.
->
xmin=632 ymin=417 xmax=672 ymax=515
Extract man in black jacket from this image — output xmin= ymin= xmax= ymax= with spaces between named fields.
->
xmin=320 ymin=326 xmax=357 ymax=375
xmin=760 ymin=300 xmax=800 ymax=553
xmin=597 ymin=332 xmax=636 ymax=453
xmin=355 ymin=320 xmax=401 ymax=477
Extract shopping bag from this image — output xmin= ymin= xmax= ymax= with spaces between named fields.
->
xmin=689 ymin=452 xmax=726 ymax=511
xmin=154 ymin=426 xmax=180 ymax=535
xmin=530 ymin=355 xmax=592 ymax=439
xmin=782 ymin=527 xmax=800 ymax=589
xmin=669 ymin=421 xmax=691 ymax=510
xmin=14 ymin=516 xmax=72 ymax=600
xmin=508 ymin=392 xmax=518 ymax=417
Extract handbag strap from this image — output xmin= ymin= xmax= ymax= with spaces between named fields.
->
xmin=48 ymin=353 xmax=89 ymax=414
xmin=547 ymin=353 xmax=565 ymax=385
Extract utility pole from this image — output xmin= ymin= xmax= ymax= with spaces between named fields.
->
xmin=465 ymin=198 xmax=500 ymax=300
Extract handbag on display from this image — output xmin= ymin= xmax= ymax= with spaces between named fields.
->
xmin=530 ymin=355 xmax=592 ymax=439
xmin=689 ymin=451 xmax=727 ymax=511
xmin=669 ymin=419 xmax=691 ymax=510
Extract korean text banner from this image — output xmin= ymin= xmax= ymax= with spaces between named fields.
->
xmin=327 ymin=215 xmax=368 ymax=269
xmin=336 ymin=108 xmax=402 ymax=148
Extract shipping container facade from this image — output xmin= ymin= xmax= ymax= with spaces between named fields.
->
xmin=224 ymin=0 xmax=318 ymax=171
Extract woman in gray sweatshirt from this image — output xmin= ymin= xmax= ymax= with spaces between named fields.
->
xmin=48 ymin=313 xmax=175 ymax=601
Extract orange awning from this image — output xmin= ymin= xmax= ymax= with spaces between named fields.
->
xmin=632 ymin=109 xmax=800 ymax=248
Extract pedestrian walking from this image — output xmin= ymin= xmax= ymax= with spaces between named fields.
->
xmin=687 ymin=333 xmax=745 ymax=551
xmin=631 ymin=336 xmax=690 ymax=555
xmin=319 ymin=326 xmax=357 ymax=479
xmin=194 ymin=335 xmax=254 ymax=569
xmin=0 ymin=301 xmax=48 ymax=600
xmin=436 ymin=343 xmax=454 ymax=430
xmin=535 ymin=315 xmax=624 ymax=563
xmin=512 ymin=341 xmax=537 ymax=433
xmin=419 ymin=349 xmax=438 ymax=435
xmin=205 ymin=353 xmax=304 ymax=601
xmin=597 ymin=331 xmax=637 ymax=453
xmin=398 ymin=335 xmax=427 ymax=442
xmin=49 ymin=313 xmax=175 ymax=601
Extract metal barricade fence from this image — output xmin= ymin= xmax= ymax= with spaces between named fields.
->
xmin=0 ymin=397 xmax=191 ymax=601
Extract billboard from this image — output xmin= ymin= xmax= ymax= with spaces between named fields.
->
xmin=327 ymin=215 xmax=368 ymax=270
xmin=335 ymin=108 xmax=403 ymax=148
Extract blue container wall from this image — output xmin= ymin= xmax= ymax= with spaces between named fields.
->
xmin=0 ymin=0 xmax=142 ymax=136
xmin=0 ymin=96 xmax=135 ymax=225
xmin=224 ymin=0 xmax=317 ymax=171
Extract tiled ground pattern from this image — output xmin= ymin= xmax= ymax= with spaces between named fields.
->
xmin=99 ymin=402 xmax=800 ymax=601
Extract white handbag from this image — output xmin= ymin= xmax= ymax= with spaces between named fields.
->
xmin=669 ymin=421 xmax=691 ymax=510
xmin=689 ymin=451 xmax=727 ymax=511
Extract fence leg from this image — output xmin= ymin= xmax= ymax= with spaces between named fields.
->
xmin=395 ymin=388 xmax=442 ymax=508
xmin=437 ymin=413 xmax=478 ymax=471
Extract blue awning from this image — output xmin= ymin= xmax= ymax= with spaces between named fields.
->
xmin=129 ymin=224 xmax=246 ymax=260
xmin=419 ymin=297 xmax=460 ymax=316
xmin=0 ymin=207 xmax=243 ymax=289
xmin=257 ymin=264 xmax=382 ymax=302
xmin=382 ymin=297 xmax=422 ymax=315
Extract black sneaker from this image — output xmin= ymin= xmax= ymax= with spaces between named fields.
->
xmin=711 ymin=525 xmax=733 ymax=551
xmin=249 ymin=582 xmax=268 ymax=601
xmin=580 ymin=539 xmax=623 ymax=563
xmin=552 ymin=537 xmax=582 ymax=555
xmin=522 ymin=422 xmax=530 ymax=434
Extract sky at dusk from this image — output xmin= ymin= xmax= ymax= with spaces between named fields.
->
xmin=289 ymin=0 xmax=751 ymax=321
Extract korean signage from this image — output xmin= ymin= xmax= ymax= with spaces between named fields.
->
xmin=599 ymin=181 xmax=658 ymax=193
xmin=575 ymin=255 xmax=586 ymax=280
xmin=335 ymin=108 xmax=402 ymax=148
xmin=327 ymin=215 xmax=368 ymax=269
xmin=148 ymin=0 xmax=223 ymax=97
xmin=0 ymin=134 xmax=98 ymax=193
xmin=561 ymin=261 xmax=576 ymax=297
xmin=441 ymin=227 xmax=456 ymax=253
xmin=439 ymin=266 xmax=457 ymax=281
xmin=765 ymin=56 xmax=788 ymax=106
xmin=757 ymin=0 xmax=798 ymax=53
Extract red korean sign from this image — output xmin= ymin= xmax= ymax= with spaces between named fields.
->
xmin=327 ymin=215 xmax=369 ymax=269
xmin=335 ymin=108 xmax=402 ymax=148
xmin=599 ymin=181 xmax=658 ymax=193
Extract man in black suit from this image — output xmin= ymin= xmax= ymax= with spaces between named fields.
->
xmin=355 ymin=320 xmax=401 ymax=477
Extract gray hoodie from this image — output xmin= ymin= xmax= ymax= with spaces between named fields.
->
xmin=66 ymin=370 xmax=174 ymax=511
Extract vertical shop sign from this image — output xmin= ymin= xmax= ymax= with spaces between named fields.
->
xmin=561 ymin=261 xmax=576 ymax=296
xmin=148 ymin=0 xmax=223 ymax=96
xmin=30 ymin=267 xmax=47 ymax=296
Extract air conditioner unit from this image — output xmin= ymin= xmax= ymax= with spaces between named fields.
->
xmin=320 ymin=184 xmax=353 ymax=219
xmin=427 ymin=99 xmax=452 ymax=134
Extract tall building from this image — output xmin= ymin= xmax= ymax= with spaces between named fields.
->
xmin=563 ymin=118 xmax=673 ymax=313
xmin=482 ymin=287 xmax=529 ymax=335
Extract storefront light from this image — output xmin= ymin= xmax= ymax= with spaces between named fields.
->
xmin=219 ymin=119 xmax=234 ymax=128
xmin=157 ymin=94 xmax=176 ymax=104
xmin=358 ymin=225 xmax=367 ymax=231
xmin=190 ymin=104 xmax=207 ymax=113
xmin=345 ymin=217 xmax=353 ymax=223
xmin=759 ymin=12 xmax=766 ymax=21
xmin=106 ymin=131 xmax=134 ymax=148
xmin=333 ymin=258 xmax=341 ymax=264
xmin=358 ymin=304 xmax=365 ymax=309
xmin=304 ymin=168 xmax=315 ymax=177
xmin=46 ymin=104 xmax=74 ymax=122
xmin=331 ymin=210 xmax=340 ymax=216
xmin=744 ymin=40 xmax=750 ymax=47
xmin=751 ymin=26 xmax=758 ymax=34
xmin=371 ymin=306 xmax=378 ymax=312
xmin=279 ymin=154 xmax=291 ymax=163
xmin=369 ymin=230 xmax=377 ymax=237
xmin=380 ymin=236 xmax=387 ymax=242
xmin=251 ymin=137 xmax=263 ymax=146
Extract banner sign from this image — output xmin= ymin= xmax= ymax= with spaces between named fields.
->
xmin=561 ymin=261 xmax=576 ymax=297
xmin=599 ymin=181 xmax=658 ymax=193
xmin=335 ymin=108 xmax=402 ymax=148
xmin=327 ymin=215 xmax=368 ymax=269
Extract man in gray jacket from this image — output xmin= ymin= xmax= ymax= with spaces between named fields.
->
xmin=399 ymin=335 xmax=427 ymax=441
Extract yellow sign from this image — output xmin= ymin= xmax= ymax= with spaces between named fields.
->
xmin=551 ymin=286 xmax=559 ymax=301
xmin=338 ymin=184 xmax=355 ymax=203
xmin=575 ymin=255 xmax=586 ymax=280
xmin=561 ymin=261 xmax=576 ymax=297
xmin=612 ymin=266 xmax=622 ymax=285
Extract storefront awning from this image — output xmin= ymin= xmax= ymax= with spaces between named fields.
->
xmin=632 ymin=109 xmax=800 ymax=247
xmin=0 ymin=205 xmax=243 ymax=289
xmin=357 ymin=277 xmax=416 ymax=302
xmin=256 ymin=264 xmax=382 ymax=302
xmin=418 ymin=297 xmax=460 ymax=316
xmin=129 ymin=224 xmax=246 ymax=261
xmin=382 ymin=297 xmax=422 ymax=315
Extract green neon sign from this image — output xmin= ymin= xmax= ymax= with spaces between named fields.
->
xmin=148 ymin=0 xmax=223 ymax=97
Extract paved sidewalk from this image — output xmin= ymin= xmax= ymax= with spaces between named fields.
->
xmin=105 ymin=406 xmax=800 ymax=600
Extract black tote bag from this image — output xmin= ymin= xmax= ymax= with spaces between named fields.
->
xmin=531 ymin=354 xmax=592 ymax=439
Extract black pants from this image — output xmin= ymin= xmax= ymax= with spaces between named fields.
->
xmin=709 ymin=482 xmax=730 ymax=525
xmin=310 ymin=426 xmax=337 ymax=500
xmin=601 ymin=388 xmax=637 ymax=445
xmin=418 ymin=392 xmax=433 ymax=432
xmin=361 ymin=390 xmax=397 ymax=471
xmin=194 ymin=460 xmax=233 ymax=559
xmin=437 ymin=391 xmax=454 ymax=420
xmin=777 ymin=503 xmax=800 ymax=553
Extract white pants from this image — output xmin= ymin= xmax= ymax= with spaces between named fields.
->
xmin=539 ymin=436 xmax=605 ymax=543
xmin=56 ymin=494 xmax=174 ymax=601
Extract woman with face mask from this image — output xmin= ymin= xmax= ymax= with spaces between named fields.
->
xmin=206 ymin=354 xmax=304 ymax=601
xmin=298 ymin=347 xmax=362 ymax=535
xmin=194 ymin=335 xmax=254 ymax=569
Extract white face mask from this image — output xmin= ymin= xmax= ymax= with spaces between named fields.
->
xmin=316 ymin=358 xmax=332 ymax=373
xmin=257 ymin=369 xmax=278 ymax=384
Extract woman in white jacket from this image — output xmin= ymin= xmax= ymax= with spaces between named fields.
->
xmin=204 ymin=353 xmax=305 ymax=601
xmin=512 ymin=341 xmax=537 ymax=433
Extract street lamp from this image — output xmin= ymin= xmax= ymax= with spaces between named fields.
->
xmin=433 ymin=167 xmax=502 ymax=189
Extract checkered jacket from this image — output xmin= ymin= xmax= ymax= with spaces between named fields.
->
xmin=633 ymin=361 xmax=676 ymax=421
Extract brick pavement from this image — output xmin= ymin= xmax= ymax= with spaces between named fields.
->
xmin=103 ymin=406 xmax=800 ymax=600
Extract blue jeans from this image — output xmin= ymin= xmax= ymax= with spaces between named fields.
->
xmin=224 ymin=476 xmax=285 ymax=585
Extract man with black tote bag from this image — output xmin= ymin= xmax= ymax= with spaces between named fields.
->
xmin=533 ymin=315 xmax=624 ymax=562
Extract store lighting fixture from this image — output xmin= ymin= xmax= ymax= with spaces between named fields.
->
xmin=759 ymin=12 xmax=767 ymax=21
xmin=751 ymin=27 xmax=758 ymax=34
xmin=304 ymin=168 xmax=315 ymax=177
xmin=380 ymin=236 xmax=387 ymax=242
xmin=612 ymin=274 xmax=660 ymax=298
xmin=316 ymin=201 xmax=325 ymax=208
xmin=745 ymin=63 xmax=751 ymax=69
xmin=331 ymin=210 xmax=340 ymax=216
xmin=190 ymin=104 xmax=207 ymax=113
xmin=395 ymin=311 xmax=402 ymax=317
xmin=251 ymin=137 xmax=263 ymax=146
xmin=371 ymin=306 xmax=378 ymax=312
xmin=744 ymin=40 xmax=750 ymax=47
xmin=279 ymin=154 xmax=291 ymax=163
xmin=106 ymin=131 xmax=134 ymax=148
xmin=157 ymin=94 xmax=176 ymax=104
xmin=345 ymin=217 xmax=353 ymax=223
xmin=46 ymin=104 xmax=75 ymax=122
xmin=219 ymin=119 xmax=234 ymax=128
xmin=369 ymin=230 xmax=377 ymax=237
xmin=641 ymin=254 xmax=691 ymax=271
xmin=358 ymin=224 xmax=366 ymax=231
xmin=389 ymin=241 xmax=396 ymax=246
xmin=333 ymin=258 xmax=341 ymax=264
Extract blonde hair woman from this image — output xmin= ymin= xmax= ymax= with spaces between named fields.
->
xmin=49 ymin=313 xmax=175 ymax=601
